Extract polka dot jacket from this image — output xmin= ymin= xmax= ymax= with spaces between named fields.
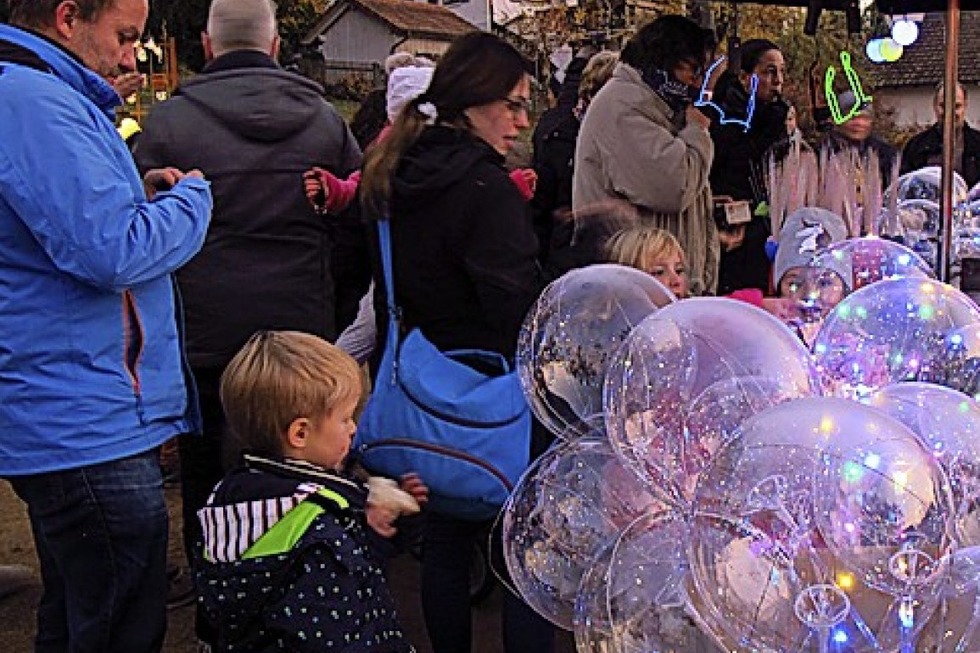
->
xmin=195 ymin=454 xmax=416 ymax=652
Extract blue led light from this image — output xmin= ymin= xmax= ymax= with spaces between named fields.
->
xmin=694 ymin=56 xmax=758 ymax=133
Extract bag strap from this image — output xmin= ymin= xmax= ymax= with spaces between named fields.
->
xmin=376 ymin=219 xmax=401 ymax=356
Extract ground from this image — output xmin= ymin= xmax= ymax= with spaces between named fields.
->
xmin=0 ymin=480 xmax=574 ymax=652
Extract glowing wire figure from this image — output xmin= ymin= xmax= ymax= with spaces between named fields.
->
xmin=694 ymin=56 xmax=759 ymax=133
xmin=825 ymin=51 xmax=873 ymax=125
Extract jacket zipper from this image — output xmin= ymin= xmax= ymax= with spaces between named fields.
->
xmin=122 ymin=289 xmax=144 ymax=395
xmin=359 ymin=438 xmax=514 ymax=491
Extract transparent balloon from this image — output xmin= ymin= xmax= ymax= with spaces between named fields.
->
xmin=502 ymin=436 xmax=667 ymax=629
xmin=814 ymin=402 xmax=952 ymax=594
xmin=813 ymin=404 xmax=954 ymax=651
xmin=812 ymin=277 xmax=980 ymax=402
xmin=869 ymin=382 xmax=980 ymax=547
xmin=813 ymin=237 xmax=934 ymax=294
xmin=604 ymin=298 xmax=821 ymax=506
xmin=916 ymin=322 xmax=980 ymax=400
xmin=518 ymin=264 xmax=675 ymax=440
xmin=869 ymin=384 xmax=980 ymax=653
xmin=954 ymin=199 xmax=980 ymax=260
xmin=893 ymin=166 xmax=968 ymax=205
xmin=573 ymin=511 xmax=697 ymax=652
xmin=689 ymin=397 xmax=886 ymax=652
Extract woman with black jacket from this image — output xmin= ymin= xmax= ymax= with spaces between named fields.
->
xmin=709 ymin=39 xmax=790 ymax=295
xmin=359 ymin=32 xmax=554 ymax=653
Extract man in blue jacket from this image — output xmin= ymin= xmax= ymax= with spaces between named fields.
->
xmin=0 ymin=1 xmax=213 ymax=651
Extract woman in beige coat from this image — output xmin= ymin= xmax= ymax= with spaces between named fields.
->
xmin=573 ymin=15 xmax=719 ymax=295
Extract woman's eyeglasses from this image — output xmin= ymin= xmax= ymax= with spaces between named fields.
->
xmin=502 ymin=96 xmax=532 ymax=115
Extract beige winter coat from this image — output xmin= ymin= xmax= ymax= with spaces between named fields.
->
xmin=573 ymin=63 xmax=719 ymax=295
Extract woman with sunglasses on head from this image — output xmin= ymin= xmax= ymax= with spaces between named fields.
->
xmin=359 ymin=32 xmax=556 ymax=653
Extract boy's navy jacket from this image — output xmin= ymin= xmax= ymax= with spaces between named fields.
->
xmin=196 ymin=455 xmax=416 ymax=652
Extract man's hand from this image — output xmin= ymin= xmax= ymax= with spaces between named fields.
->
xmin=143 ymin=167 xmax=204 ymax=199
xmin=718 ymin=224 xmax=746 ymax=251
xmin=110 ymin=72 xmax=144 ymax=100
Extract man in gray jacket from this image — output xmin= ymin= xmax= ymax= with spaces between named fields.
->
xmin=134 ymin=0 xmax=362 ymax=643
xmin=573 ymin=15 xmax=719 ymax=295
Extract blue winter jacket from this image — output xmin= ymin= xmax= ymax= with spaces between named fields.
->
xmin=0 ymin=25 xmax=213 ymax=476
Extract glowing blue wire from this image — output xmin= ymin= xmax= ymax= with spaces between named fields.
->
xmin=694 ymin=56 xmax=759 ymax=133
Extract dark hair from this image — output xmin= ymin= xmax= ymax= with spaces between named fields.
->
xmin=9 ymin=0 xmax=114 ymax=28
xmin=620 ymin=15 xmax=714 ymax=76
xmin=350 ymin=88 xmax=388 ymax=151
xmin=736 ymin=39 xmax=780 ymax=75
xmin=421 ymin=31 xmax=529 ymax=124
xmin=360 ymin=31 xmax=530 ymax=218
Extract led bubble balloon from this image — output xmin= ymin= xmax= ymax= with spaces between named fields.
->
xmin=813 ymin=403 xmax=952 ymax=651
xmin=603 ymin=298 xmax=822 ymax=506
xmin=917 ymin=322 xmax=980 ymax=399
xmin=865 ymin=38 xmax=885 ymax=64
xmin=812 ymin=277 xmax=980 ymax=401
xmin=896 ymin=199 xmax=941 ymax=268
xmin=894 ymin=167 xmax=968 ymax=205
xmin=869 ymin=382 xmax=980 ymax=546
xmin=517 ymin=264 xmax=675 ymax=440
xmin=813 ymin=237 xmax=934 ymax=293
xmin=689 ymin=398 xmax=885 ymax=653
xmin=814 ymin=404 xmax=952 ymax=595
xmin=573 ymin=511 xmax=696 ymax=652
xmin=503 ymin=436 xmax=667 ymax=629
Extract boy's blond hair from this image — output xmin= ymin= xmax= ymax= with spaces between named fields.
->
xmin=604 ymin=225 xmax=686 ymax=273
xmin=220 ymin=331 xmax=363 ymax=458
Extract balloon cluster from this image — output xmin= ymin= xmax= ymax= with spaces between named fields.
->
xmin=885 ymin=166 xmax=978 ymax=274
xmin=507 ymin=262 xmax=980 ymax=652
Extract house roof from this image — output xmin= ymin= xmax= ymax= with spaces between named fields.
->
xmin=302 ymin=0 xmax=478 ymax=45
xmin=871 ymin=11 xmax=980 ymax=87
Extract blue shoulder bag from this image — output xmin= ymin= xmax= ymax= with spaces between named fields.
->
xmin=353 ymin=219 xmax=531 ymax=521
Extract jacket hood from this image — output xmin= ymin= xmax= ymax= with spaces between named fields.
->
xmin=177 ymin=68 xmax=328 ymax=142
xmin=391 ymin=125 xmax=501 ymax=204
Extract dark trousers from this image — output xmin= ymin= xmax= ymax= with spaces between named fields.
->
xmin=178 ymin=366 xmax=228 ymax=565
xmin=421 ymin=512 xmax=554 ymax=653
xmin=9 ymin=449 xmax=169 ymax=653
xmin=177 ymin=365 xmax=231 ymax=644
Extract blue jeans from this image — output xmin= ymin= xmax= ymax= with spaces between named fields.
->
xmin=9 ymin=449 xmax=169 ymax=653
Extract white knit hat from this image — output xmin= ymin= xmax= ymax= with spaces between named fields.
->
xmin=386 ymin=65 xmax=434 ymax=123
xmin=774 ymin=207 xmax=850 ymax=289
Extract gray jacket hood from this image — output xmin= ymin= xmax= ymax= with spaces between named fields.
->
xmin=177 ymin=68 xmax=326 ymax=142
